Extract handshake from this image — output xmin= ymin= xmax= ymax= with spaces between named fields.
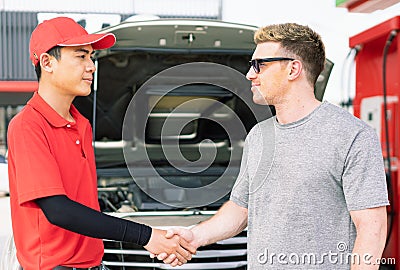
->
xmin=144 ymin=227 xmax=199 ymax=267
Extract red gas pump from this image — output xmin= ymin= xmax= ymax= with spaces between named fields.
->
xmin=350 ymin=16 xmax=400 ymax=266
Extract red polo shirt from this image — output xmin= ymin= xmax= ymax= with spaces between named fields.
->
xmin=7 ymin=92 xmax=103 ymax=270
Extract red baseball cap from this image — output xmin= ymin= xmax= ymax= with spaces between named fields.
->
xmin=29 ymin=16 xmax=116 ymax=66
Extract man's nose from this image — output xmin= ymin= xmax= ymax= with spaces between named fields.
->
xmin=246 ymin=67 xmax=257 ymax=81
xmin=87 ymin=59 xmax=96 ymax=73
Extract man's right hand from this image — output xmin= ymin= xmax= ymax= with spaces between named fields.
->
xmin=144 ymin=228 xmax=196 ymax=266
xmin=153 ymin=227 xmax=200 ymax=265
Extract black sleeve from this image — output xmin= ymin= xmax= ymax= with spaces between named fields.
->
xmin=35 ymin=195 xmax=152 ymax=246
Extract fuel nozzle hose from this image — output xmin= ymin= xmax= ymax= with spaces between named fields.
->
xmin=382 ymin=29 xmax=398 ymax=249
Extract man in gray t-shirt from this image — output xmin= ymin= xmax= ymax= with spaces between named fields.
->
xmin=230 ymin=102 xmax=388 ymax=269
xmin=156 ymin=23 xmax=389 ymax=270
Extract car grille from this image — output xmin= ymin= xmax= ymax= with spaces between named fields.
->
xmin=102 ymin=230 xmax=247 ymax=270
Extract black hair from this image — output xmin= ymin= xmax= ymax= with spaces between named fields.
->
xmin=34 ymin=46 xmax=63 ymax=81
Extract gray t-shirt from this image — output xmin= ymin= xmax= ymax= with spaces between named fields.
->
xmin=230 ymin=101 xmax=389 ymax=269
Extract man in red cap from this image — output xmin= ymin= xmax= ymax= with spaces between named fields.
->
xmin=7 ymin=17 xmax=194 ymax=270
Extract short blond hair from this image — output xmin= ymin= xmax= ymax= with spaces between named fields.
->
xmin=254 ymin=23 xmax=325 ymax=85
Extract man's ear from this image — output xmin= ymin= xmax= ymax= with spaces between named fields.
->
xmin=287 ymin=60 xmax=302 ymax=81
xmin=39 ymin=53 xmax=54 ymax=73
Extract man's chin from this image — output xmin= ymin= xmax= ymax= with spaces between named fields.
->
xmin=252 ymin=96 xmax=269 ymax=106
xmin=78 ymin=88 xmax=92 ymax=97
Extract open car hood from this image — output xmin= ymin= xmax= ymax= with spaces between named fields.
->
xmin=73 ymin=19 xmax=334 ymax=167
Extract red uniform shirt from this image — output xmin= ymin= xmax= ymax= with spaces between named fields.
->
xmin=7 ymin=92 xmax=103 ymax=270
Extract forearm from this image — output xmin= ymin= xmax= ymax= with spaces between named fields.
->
xmin=351 ymin=229 xmax=386 ymax=269
xmin=350 ymin=207 xmax=387 ymax=270
xmin=191 ymin=200 xmax=248 ymax=247
xmin=36 ymin=195 xmax=151 ymax=245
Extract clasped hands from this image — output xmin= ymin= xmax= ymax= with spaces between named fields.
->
xmin=144 ymin=227 xmax=198 ymax=267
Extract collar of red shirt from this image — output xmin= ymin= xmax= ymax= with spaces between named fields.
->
xmin=27 ymin=92 xmax=80 ymax=128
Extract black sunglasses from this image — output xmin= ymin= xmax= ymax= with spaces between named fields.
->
xmin=249 ymin=57 xmax=295 ymax=73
